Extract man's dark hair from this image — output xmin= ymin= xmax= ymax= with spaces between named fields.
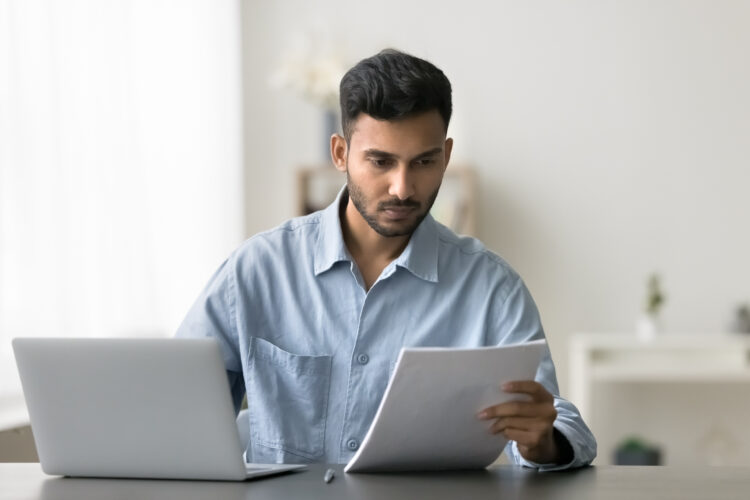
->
xmin=339 ymin=49 xmax=452 ymax=143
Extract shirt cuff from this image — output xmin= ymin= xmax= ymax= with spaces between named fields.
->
xmin=510 ymin=423 xmax=587 ymax=471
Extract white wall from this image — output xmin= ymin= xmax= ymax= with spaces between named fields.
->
xmin=241 ymin=0 xmax=750 ymax=462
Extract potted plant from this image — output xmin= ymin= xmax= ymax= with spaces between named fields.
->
xmin=614 ymin=436 xmax=662 ymax=465
xmin=636 ymin=273 xmax=666 ymax=341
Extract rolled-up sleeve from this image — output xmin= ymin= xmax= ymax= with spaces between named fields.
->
xmin=493 ymin=276 xmax=597 ymax=470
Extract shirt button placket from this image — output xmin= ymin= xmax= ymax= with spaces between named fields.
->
xmin=342 ymin=290 xmax=376 ymax=458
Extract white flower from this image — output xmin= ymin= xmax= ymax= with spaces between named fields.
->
xmin=270 ymin=33 xmax=347 ymax=111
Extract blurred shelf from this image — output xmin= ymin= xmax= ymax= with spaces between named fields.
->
xmin=0 ymin=395 xmax=29 ymax=431
xmin=570 ymin=333 xmax=750 ymax=421
xmin=590 ymin=366 xmax=750 ymax=383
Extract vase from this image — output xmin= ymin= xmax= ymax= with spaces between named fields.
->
xmin=615 ymin=447 xmax=661 ymax=466
xmin=636 ymin=314 xmax=659 ymax=341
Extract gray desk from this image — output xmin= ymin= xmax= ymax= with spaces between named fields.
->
xmin=2 ymin=463 xmax=749 ymax=500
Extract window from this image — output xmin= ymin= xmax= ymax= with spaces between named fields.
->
xmin=0 ymin=0 xmax=244 ymax=401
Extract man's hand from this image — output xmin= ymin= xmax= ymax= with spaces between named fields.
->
xmin=477 ymin=380 xmax=570 ymax=465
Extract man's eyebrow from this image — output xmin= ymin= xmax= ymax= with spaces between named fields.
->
xmin=412 ymin=147 xmax=444 ymax=159
xmin=363 ymin=148 xmax=397 ymax=158
xmin=362 ymin=147 xmax=443 ymax=160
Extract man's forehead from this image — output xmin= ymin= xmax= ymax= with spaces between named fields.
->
xmin=348 ymin=111 xmax=447 ymax=152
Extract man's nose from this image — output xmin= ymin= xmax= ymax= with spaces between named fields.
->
xmin=388 ymin=165 xmax=415 ymax=200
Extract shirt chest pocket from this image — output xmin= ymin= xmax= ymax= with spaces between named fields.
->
xmin=245 ymin=337 xmax=332 ymax=461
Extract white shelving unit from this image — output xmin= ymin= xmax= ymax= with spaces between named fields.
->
xmin=570 ymin=333 xmax=750 ymax=422
xmin=569 ymin=333 xmax=750 ymax=465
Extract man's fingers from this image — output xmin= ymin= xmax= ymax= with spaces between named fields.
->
xmin=486 ymin=423 xmax=540 ymax=447
xmin=502 ymin=380 xmax=553 ymax=402
xmin=488 ymin=416 xmax=551 ymax=435
xmin=477 ymin=401 xmax=557 ymax=420
xmin=502 ymin=428 xmax=543 ymax=449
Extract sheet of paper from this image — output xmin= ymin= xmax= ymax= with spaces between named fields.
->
xmin=344 ymin=339 xmax=547 ymax=472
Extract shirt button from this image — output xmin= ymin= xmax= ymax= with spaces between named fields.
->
xmin=357 ymin=353 xmax=369 ymax=365
xmin=347 ymin=439 xmax=359 ymax=450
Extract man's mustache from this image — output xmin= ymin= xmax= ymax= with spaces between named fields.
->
xmin=378 ymin=199 xmax=420 ymax=210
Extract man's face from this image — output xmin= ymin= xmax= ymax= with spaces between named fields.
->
xmin=333 ymin=110 xmax=453 ymax=238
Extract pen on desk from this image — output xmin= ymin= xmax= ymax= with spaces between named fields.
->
xmin=324 ymin=468 xmax=335 ymax=483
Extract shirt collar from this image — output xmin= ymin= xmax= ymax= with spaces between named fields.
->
xmin=313 ymin=186 xmax=351 ymax=275
xmin=392 ymin=211 xmax=439 ymax=283
xmin=314 ymin=186 xmax=440 ymax=283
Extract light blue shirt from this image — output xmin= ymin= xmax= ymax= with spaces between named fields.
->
xmin=176 ymin=189 xmax=596 ymax=469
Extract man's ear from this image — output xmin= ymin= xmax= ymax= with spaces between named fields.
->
xmin=331 ymin=134 xmax=348 ymax=173
xmin=443 ymin=137 xmax=453 ymax=172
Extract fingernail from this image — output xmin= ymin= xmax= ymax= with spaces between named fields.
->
xmin=502 ymin=382 xmax=512 ymax=391
xmin=477 ymin=411 xmax=488 ymax=419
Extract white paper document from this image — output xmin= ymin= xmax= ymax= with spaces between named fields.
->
xmin=344 ymin=339 xmax=547 ymax=472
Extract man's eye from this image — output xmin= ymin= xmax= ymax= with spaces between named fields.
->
xmin=416 ymin=158 xmax=436 ymax=166
xmin=370 ymin=158 xmax=392 ymax=167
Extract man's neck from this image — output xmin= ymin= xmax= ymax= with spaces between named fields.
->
xmin=340 ymin=197 xmax=411 ymax=290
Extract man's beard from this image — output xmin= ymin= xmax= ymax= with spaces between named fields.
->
xmin=346 ymin=171 xmax=441 ymax=238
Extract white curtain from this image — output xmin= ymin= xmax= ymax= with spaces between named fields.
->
xmin=0 ymin=0 xmax=244 ymax=399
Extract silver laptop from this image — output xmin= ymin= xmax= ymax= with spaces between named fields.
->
xmin=12 ymin=337 xmax=306 ymax=481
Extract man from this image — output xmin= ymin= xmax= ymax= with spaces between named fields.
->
xmin=177 ymin=49 xmax=596 ymax=470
